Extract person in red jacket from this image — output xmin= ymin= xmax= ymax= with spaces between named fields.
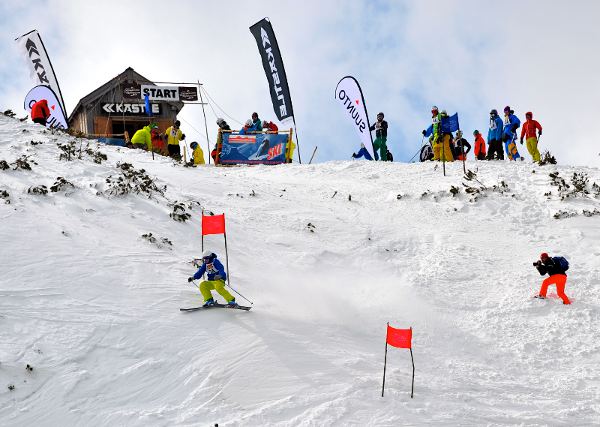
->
xmin=520 ymin=112 xmax=543 ymax=162
xmin=262 ymin=120 xmax=279 ymax=133
xmin=473 ymin=130 xmax=486 ymax=160
xmin=30 ymin=99 xmax=51 ymax=126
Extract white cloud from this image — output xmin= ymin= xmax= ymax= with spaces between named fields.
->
xmin=1 ymin=0 xmax=598 ymax=166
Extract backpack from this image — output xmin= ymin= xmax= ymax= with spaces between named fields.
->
xmin=554 ymin=256 xmax=569 ymax=271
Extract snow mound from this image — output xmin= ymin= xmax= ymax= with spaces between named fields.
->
xmin=1 ymin=114 xmax=599 ymax=425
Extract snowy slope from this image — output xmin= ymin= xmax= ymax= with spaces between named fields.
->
xmin=1 ymin=114 xmax=599 ymax=426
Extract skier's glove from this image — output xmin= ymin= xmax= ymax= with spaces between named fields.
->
xmin=188 ymin=277 xmax=194 ymax=282
xmin=422 ymin=130 xmax=427 ymax=136
xmin=520 ymin=139 xmax=523 ymax=145
xmin=538 ymin=130 xmax=542 ymax=136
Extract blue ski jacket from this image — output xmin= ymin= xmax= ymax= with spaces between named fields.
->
xmin=488 ymin=116 xmax=503 ymax=142
xmin=503 ymin=114 xmax=521 ymax=137
xmin=193 ymin=258 xmax=227 ymax=282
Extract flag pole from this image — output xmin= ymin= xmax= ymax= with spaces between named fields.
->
xmin=442 ymin=134 xmax=446 ymax=176
xmin=410 ymin=326 xmax=415 ymax=398
xmin=198 ymin=81 xmax=211 ymax=165
xmin=222 ymin=227 xmax=254 ymax=304
xmin=382 ymin=322 xmax=389 ymax=397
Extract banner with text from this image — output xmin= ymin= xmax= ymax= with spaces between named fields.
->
xmin=140 ymin=85 xmax=198 ymax=102
xmin=249 ymin=18 xmax=294 ymax=123
xmin=23 ymin=85 xmax=68 ymax=129
xmin=16 ymin=30 xmax=67 ymax=114
xmin=220 ymin=133 xmax=289 ymax=165
xmin=335 ymin=76 xmax=374 ymax=159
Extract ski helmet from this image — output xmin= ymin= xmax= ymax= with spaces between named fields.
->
xmin=216 ymin=118 xmax=224 ymax=125
xmin=504 ymin=106 xmax=511 ymax=113
xmin=540 ymin=252 xmax=549 ymax=260
xmin=245 ymin=119 xmax=252 ymax=127
xmin=441 ymin=110 xmax=447 ymax=115
xmin=174 ymin=120 xmax=181 ymax=127
xmin=202 ymin=250 xmax=214 ymax=259
xmin=473 ymin=130 xmax=480 ymax=135
xmin=377 ymin=112 xmax=384 ymax=118
xmin=456 ymin=130 xmax=463 ymax=137
xmin=190 ymin=141 xmax=198 ymax=149
xmin=490 ymin=109 xmax=498 ymax=115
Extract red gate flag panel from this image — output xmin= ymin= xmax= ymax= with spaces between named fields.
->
xmin=202 ymin=214 xmax=226 ymax=235
xmin=387 ymin=325 xmax=412 ymax=349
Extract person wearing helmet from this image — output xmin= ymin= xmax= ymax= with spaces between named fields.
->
xmin=239 ymin=119 xmax=253 ymax=135
xmin=214 ymin=119 xmax=231 ymax=164
xmin=424 ymin=106 xmax=450 ymax=162
xmin=187 ymin=141 xmax=205 ymax=166
xmin=533 ymin=252 xmax=571 ymax=304
xmin=502 ymin=106 xmax=521 ymax=160
xmin=369 ymin=112 xmax=388 ymax=161
xmin=487 ymin=109 xmax=504 ymax=160
xmin=188 ymin=250 xmax=237 ymax=307
xmin=520 ymin=112 xmax=543 ymax=162
xmin=473 ymin=130 xmax=486 ymax=160
xmin=453 ymin=130 xmax=471 ymax=161
xmin=131 ymin=123 xmax=155 ymax=151
xmin=437 ymin=109 xmax=454 ymax=162
xmin=165 ymin=119 xmax=186 ymax=161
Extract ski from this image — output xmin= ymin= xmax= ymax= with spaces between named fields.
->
xmin=180 ymin=303 xmax=251 ymax=312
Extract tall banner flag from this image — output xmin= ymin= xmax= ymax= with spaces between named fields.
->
xmin=382 ymin=324 xmax=415 ymax=398
xmin=335 ymin=76 xmax=375 ymax=159
xmin=15 ymin=30 xmax=67 ymax=115
xmin=23 ymin=85 xmax=68 ymax=129
xmin=441 ymin=113 xmax=460 ymax=133
xmin=250 ymin=18 xmax=301 ymax=163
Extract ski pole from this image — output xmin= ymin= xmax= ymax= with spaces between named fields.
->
xmin=408 ymin=135 xmax=425 ymax=163
xmin=226 ymin=282 xmax=254 ymax=305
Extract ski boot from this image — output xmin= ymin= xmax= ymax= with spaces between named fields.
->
xmin=227 ymin=299 xmax=238 ymax=308
xmin=203 ymin=298 xmax=215 ymax=307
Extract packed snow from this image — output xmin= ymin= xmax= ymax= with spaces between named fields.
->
xmin=1 ymin=115 xmax=599 ymax=426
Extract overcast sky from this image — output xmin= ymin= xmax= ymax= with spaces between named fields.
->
xmin=1 ymin=0 xmax=599 ymax=166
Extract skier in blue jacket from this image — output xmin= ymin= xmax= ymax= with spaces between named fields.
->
xmin=487 ymin=109 xmax=504 ymax=160
xmin=502 ymin=106 xmax=521 ymax=160
xmin=188 ymin=250 xmax=237 ymax=307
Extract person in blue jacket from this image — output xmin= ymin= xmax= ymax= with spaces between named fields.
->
xmin=352 ymin=143 xmax=373 ymax=160
xmin=502 ymin=106 xmax=521 ymax=160
xmin=249 ymin=112 xmax=262 ymax=132
xmin=187 ymin=250 xmax=237 ymax=307
xmin=486 ymin=109 xmax=504 ymax=160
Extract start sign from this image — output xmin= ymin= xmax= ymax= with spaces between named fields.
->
xmin=141 ymin=85 xmax=179 ymax=101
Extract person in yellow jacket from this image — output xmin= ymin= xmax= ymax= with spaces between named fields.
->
xmin=164 ymin=120 xmax=185 ymax=160
xmin=429 ymin=107 xmax=453 ymax=162
xmin=188 ymin=141 xmax=205 ymax=166
xmin=131 ymin=123 xmax=156 ymax=150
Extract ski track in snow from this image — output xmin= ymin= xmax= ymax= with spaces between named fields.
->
xmin=0 ymin=115 xmax=599 ymax=426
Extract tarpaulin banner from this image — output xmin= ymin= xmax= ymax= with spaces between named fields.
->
xmin=16 ymin=30 xmax=67 ymax=114
xmin=23 ymin=85 xmax=68 ymax=129
xmin=249 ymin=18 xmax=294 ymax=123
xmin=335 ymin=76 xmax=374 ymax=159
xmin=220 ymin=133 xmax=289 ymax=165
xmin=441 ymin=113 xmax=460 ymax=133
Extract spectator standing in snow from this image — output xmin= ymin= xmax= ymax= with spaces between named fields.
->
xmin=165 ymin=120 xmax=186 ymax=161
xmin=188 ymin=250 xmax=237 ymax=307
xmin=213 ymin=118 xmax=231 ymax=164
xmin=534 ymin=252 xmax=571 ymax=305
xmin=473 ymin=130 xmax=486 ymax=160
xmin=369 ymin=112 xmax=388 ymax=161
xmin=487 ymin=109 xmax=504 ymax=160
xmin=502 ymin=107 xmax=521 ymax=161
xmin=262 ymin=120 xmax=279 ymax=133
xmin=30 ymin=99 xmax=50 ymax=126
xmin=453 ymin=130 xmax=471 ymax=161
xmin=520 ymin=112 xmax=543 ymax=162
xmin=352 ymin=143 xmax=373 ymax=160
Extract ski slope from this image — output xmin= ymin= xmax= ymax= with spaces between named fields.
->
xmin=1 ymin=115 xmax=599 ymax=426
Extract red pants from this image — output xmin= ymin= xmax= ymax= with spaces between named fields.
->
xmin=539 ymin=274 xmax=571 ymax=304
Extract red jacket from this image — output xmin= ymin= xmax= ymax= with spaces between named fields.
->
xmin=31 ymin=99 xmax=50 ymax=120
xmin=521 ymin=119 xmax=542 ymax=140
xmin=474 ymin=134 xmax=486 ymax=156
xmin=263 ymin=121 xmax=278 ymax=132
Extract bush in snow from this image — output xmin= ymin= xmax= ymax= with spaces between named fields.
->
xmin=538 ymin=150 xmax=557 ymax=166
xmin=57 ymin=141 xmax=77 ymax=161
xmin=29 ymin=140 xmax=44 ymax=146
xmin=141 ymin=233 xmax=173 ymax=249
xmin=169 ymin=201 xmax=192 ymax=222
xmin=28 ymin=185 xmax=48 ymax=195
xmin=0 ymin=189 xmax=9 ymax=204
xmin=549 ymin=171 xmax=595 ymax=200
xmin=0 ymin=160 xmax=9 ymax=170
xmin=104 ymin=162 xmax=166 ymax=199
xmin=3 ymin=109 xmax=16 ymax=118
xmin=12 ymin=155 xmax=36 ymax=170
xmin=50 ymin=177 xmax=75 ymax=193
